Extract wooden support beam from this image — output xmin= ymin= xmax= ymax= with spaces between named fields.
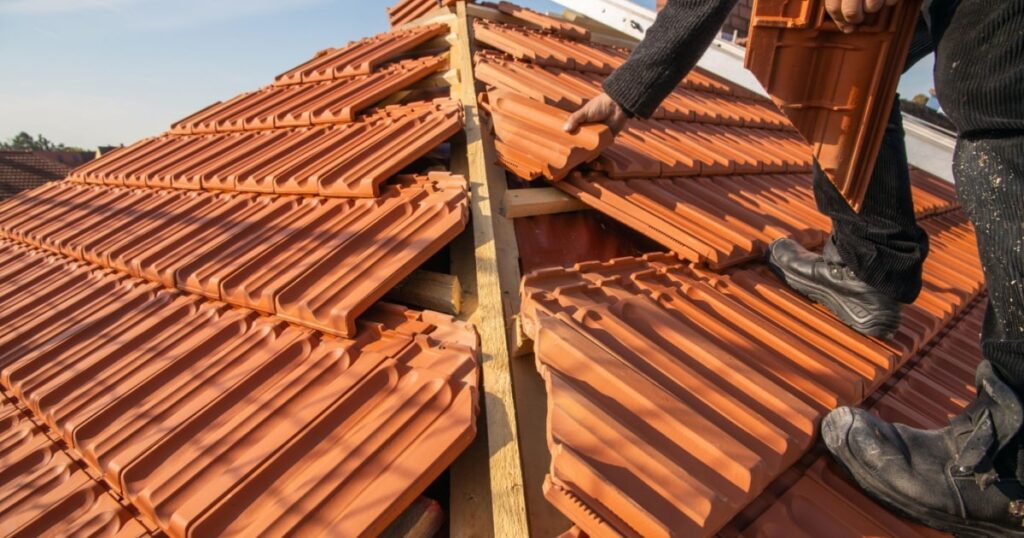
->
xmin=502 ymin=187 xmax=588 ymax=219
xmin=447 ymin=2 xmax=530 ymax=536
xmin=381 ymin=497 xmax=447 ymax=538
xmin=386 ymin=270 xmax=462 ymax=315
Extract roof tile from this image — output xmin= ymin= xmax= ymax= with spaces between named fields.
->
xmin=519 ymin=211 xmax=983 ymax=536
xmin=0 ymin=241 xmax=478 ymax=538
xmin=745 ymin=0 xmax=923 ymax=210
xmin=0 ymin=174 xmax=467 ymax=337
xmin=0 ymin=152 xmax=69 ymax=199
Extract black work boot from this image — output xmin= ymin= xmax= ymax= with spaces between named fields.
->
xmin=766 ymin=237 xmax=902 ymax=338
xmin=823 ymin=361 xmax=1024 ymax=537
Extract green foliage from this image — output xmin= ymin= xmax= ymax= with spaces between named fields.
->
xmin=0 ymin=131 xmax=86 ymax=152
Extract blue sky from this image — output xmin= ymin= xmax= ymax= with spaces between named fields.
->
xmin=0 ymin=0 xmax=934 ymax=149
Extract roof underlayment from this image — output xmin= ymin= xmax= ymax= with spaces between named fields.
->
xmin=0 ymin=1 xmax=979 ymax=536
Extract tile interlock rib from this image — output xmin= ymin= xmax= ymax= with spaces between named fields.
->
xmin=0 ymin=241 xmax=479 ymax=538
xmin=69 ymin=100 xmax=464 ymax=198
xmin=519 ymin=211 xmax=983 ymax=537
xmin=0 ymin=174 xmax=468 ymax=338
xmin=0 ymin=393 xmax=150 ymax=538
xmin=745 ymin=0 xmax=924 ymax=211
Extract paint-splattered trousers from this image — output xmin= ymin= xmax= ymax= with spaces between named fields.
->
xmin=814 ymin=0 xmax=1024 ymax=390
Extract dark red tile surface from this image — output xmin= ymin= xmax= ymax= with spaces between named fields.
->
xmin=0 ymin=241 xmax=479 ymax=537
xmin=745 ymin=0 xmax=923 ymax=211
xmin=519 ymin=211 xmax=983 ymax=536
xmin=0 ymin=151 xmax=69 ymax=200
xmin=0 ymin=174 xmax=468 ymax=337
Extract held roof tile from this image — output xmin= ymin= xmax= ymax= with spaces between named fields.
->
xmin=519 ymin=211 xmax=983 ymax=537
xmin=745 ymin=0 xmax=924 ymax=211
xmin=0 ymin=241 xmax=479 ymax=538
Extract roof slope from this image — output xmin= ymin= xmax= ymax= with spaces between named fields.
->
xmin=0 ymin=22 xmax=479 ymax=537
xmin=474 ymin=21 xmax=958 ymax=269
xmin=469 ymin=5 xmax=973 ymax=536
xmin=0 ymin=152 xmax=69 ymax=199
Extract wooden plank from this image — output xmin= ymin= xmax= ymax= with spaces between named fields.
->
xmin=381 ymin=497 xmax=446 ymax=538
xmin=386 ymin=270 xmax=462 ymax=315
xmin=502 ymin=187 xmax=588 ymax=219
xmin=447 ymin=2 xmax=530 ymax=536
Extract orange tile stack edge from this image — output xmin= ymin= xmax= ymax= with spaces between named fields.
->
xmin=0 ymin=21 xmax=480 ymax=537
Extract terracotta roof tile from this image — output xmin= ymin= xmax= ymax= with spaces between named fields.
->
xmin=483 ymin=88 xmax=613 ymax=180
xmin=0 ymin=394 xmax=149 ymax=537
xmin=0 ymin=175 xmax=467 ymax=337
xmin=519 ymin=211 xmax=982 ymax=536
xmin=72 ymin=100 xmax=463 ymax=197
xmin=274 ymin=23 xmax=450 ymax=85
xmin=474 ymin=19 xmax=629 ymax=74
xmin=170 ymin=56 xmax=447 ymax=135
xmin=0 ymin=152 xmax=69 ymax=200
xmin=745 ymin=0 xmax=923 ymax=211
xmin=0 ymin=22 xmax=478 ymax=535
xmin=494 ymin=2 xmax=591 ymax=41
xmin=388 ymin=0 xmax=459 ymax=27
xmin=0 ymin=241 xmax=478 ymax=537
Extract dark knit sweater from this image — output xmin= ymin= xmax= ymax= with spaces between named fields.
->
xmin=603 ymin=0 xmax=738 ymax=118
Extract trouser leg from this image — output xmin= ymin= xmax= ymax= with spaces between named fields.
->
xmin=932 ymin=0 xmax=1024 ymax=392
xmin=812 ymin=18 xmax=934 ymax=305
xmin=953 ymin=137 xmax=1024 ymax=391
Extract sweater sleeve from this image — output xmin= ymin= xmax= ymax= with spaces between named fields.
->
xmin=603 ymin=0 xmax=740 ymax=118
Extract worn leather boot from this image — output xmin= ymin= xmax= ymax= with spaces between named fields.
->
xmin=766 ymin=237 xmax=902 ymax=338
xmin=823 ymin=361 xmax=1024 ymax=537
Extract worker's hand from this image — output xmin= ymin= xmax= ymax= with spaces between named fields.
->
xmin=826 ymin=0 xmax=900 ymax=33
xmin=563 ymin=93 xmax=629 ymax=136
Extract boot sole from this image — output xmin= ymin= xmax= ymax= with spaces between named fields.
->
xmin=767 ymin=250 xmax=900 ymax=338
xmin=830 ymin=456 xmax=1024 ymax=538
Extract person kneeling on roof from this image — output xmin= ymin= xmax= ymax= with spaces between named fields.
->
xmin=564 ymin=0 xmax=1024 ymax=535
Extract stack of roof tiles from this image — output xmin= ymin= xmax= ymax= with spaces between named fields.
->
xmin=0 ymin=22 xmax=481 ymax=537
xmin=473 ymin=5 xmax=976 ymax=537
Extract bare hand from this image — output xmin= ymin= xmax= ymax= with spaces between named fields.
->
xmin=825 ymin=0 xmax=900 ymax=33
xmin=563 ymin=93 xmax=629 ymax=136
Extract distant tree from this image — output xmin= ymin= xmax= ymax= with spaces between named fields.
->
xmin=911 ymin=93 xmax=930 ymax=106
xmin=0 ymin=132 xmax=86 ymax=152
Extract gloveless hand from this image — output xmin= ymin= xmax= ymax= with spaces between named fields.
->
xmin=563 ymin=93 xmax=629 ymax=136
xmin=826 ymin=0 xmax=902 ymax=33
